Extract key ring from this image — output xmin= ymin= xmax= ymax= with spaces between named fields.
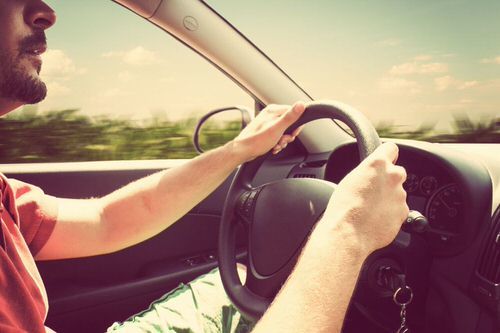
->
xmin=393 ymin=285 xmax=413 ymax=306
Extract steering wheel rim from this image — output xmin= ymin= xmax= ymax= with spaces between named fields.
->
xmin=218 ymin=100 xmax=381 ymax=320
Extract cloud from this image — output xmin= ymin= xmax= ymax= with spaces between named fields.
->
xmin=479 ymin=78 xmax=500 ymax=90
xmin=101 ymin=88 xmax=127 ymax=98
xmin=379 ymin=77 xmax=421 ymax=95
xmin=480 ymin=56 xmax=500 ymax=64
xmin=376 ymin=38 xmax=401 ymax=47
xmin=41 ymin=49 xmax=86 ymax=79
xmin=389 ymin=61 xmax=448 ymax=75
xmin=45 ymin=81 xmax=70 ymax=97
xmin=419 ymin=62 xmax=449 ymax=74
xmin=389 ymin=62 xmax=417 ymax=75
xmin=102 ymin=46 xmax=160 ymax=66
xmin=118 ymin=71 xmax=133 ymax=82
xmin=39 ymin=49 xmax=86 ymax=98
xmin=458 ymin=98 xmax=473 ymax=105
xmin=459 ymin=81 xmax=479 ymax=90
xmin=434 ymin=75 xmax=478 ymax=91
xmin=413 ymin=55 xmax=432 ymax=62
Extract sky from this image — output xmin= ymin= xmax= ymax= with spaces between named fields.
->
xmin=37 ymin=0 xmax=500 ymax=130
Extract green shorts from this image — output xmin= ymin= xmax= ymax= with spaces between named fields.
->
xmin=107 ymin=268 xmax=254 ymax=333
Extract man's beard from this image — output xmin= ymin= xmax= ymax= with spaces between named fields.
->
xmin=0 ymin=33 xmax=47 ymax=105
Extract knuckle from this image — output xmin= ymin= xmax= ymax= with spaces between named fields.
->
xmin=369 ymin=157 xmax=387 ymax=169
xmin=388 ymin=170 xmax=403 ymax=184
xmin=402 ymin=203 xmax=410 ymax=220
xmin=397 ymin=166 xmax=407 ymax=181
xmin=399 ymin=189 xmax=408 ymax=202
xmin=388 ymin=166 xmax=406 ymax=184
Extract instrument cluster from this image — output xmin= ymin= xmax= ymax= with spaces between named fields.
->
xmin=325 ymin=143 xmax=469 ymax=255
xmin=404 ymin=173 xmax=463 ymax=235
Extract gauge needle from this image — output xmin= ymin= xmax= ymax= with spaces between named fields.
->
xmin=440 ymin=197 xmax=453 ymax=210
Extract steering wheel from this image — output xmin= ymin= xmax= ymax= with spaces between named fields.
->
xmin=218 ymin=100 xmax=382 ymax=320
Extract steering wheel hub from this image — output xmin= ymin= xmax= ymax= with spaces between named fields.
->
xmin=249 ymin=179 xmax=335 ymax=278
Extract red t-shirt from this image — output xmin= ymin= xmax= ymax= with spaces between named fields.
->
xmin=0 ymin=174 xmax=58 ymax=333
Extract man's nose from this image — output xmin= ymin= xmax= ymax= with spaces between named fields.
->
xmin=25 ymin=0 xmax=57 ymax=30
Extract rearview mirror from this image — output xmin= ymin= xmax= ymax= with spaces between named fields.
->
xmin=193 ymin=106 xmax=252 ymax=154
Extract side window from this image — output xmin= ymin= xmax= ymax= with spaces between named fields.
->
xmin=0 ymin=2 xmax=253 ymax=163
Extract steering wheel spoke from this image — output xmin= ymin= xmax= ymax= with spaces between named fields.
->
xmin=235 ymin=188 xmax=262 ymax=225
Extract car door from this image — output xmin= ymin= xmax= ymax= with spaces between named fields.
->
xmin=3 ymin=162 xmax=240 ymax=332
xmin=0 ymin=1 xmax=254 ymax=331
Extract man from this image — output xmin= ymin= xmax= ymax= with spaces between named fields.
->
xmin=0 ymin=1 xmax=409 ymax=332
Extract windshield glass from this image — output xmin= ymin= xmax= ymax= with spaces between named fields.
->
xmin=211 ymin=0 xmax=500 ymax=142
xmin=1 ymin=0 xmax=254 ymax=163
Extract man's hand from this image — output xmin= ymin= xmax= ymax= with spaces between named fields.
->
xmin=229 ymin=102 xmax=306 ymax=163
xmin=254 ymin=142 xmax=409 ymax=333
xmin=314 ymin=142 xmax=409 ymax=255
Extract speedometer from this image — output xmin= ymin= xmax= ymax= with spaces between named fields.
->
xmin=425 ymin=184 xmax=463 ymax=233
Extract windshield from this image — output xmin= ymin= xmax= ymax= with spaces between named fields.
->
xmin=210 ymin=0 xmax=500 ymax=142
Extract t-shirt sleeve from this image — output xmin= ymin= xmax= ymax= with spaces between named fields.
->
xmin=8 ymin=179 xmax=59 ymax=256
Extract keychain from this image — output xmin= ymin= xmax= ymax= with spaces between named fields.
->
xmin=393 ymin=284 xmax=413 ymax=333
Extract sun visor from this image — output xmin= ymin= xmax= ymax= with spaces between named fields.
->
xmin=113 ymin=0 xmax=163 ymax=18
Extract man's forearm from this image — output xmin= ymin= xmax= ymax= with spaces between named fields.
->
xmin=98 ymin=141 xmax=245 ymax=253
xmin=253 ymin=223 xmax=368 ymax=333
xmin=36 ymin=104 xmax=306 ymax=260
xmin=36 ymin=141 xmax=247 ymax=259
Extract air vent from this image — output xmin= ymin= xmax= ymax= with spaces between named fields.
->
xmin=293 ymin=174 xmax=316 ymax=179
xmin=472 ymin=206 xmax=500 ymax=316
xmin=477 ymin=207 xmax=500 ymax=284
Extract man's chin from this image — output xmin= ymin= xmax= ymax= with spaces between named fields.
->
xmin=0 ymin=56 xmax=47 ymax=105
xmin=24 ymin=83 xmax=47 ymax=104
xmin=9 ymin=77 xmax=47 ymax=105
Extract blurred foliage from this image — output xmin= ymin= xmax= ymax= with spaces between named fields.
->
xmin=376 ymin=114 xmax=500 ymax=143
xmin=0 ymin=108 xmax=240 ymax=163
xmin=0 ymin=108 xmax=498 ymax=163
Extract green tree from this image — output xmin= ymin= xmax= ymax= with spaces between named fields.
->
xmin=1 ymin=109 xmax=498 ymax=164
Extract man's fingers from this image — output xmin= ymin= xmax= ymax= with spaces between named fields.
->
xmin=369 ymin=142 xmax=399 ymax=164
xmin=272 ymin=140 xmax=289 ymax=155
xmin=278 ymin=101 xmax=306 ymax=130
xmin=272 ymin=144 xmax=284 ymax=154
xmin=291 ymin=125 xmax=304 ymax=137
xmin=272 ymin=102 xmax=305 ymax=154
xmin=278 ymin=134 xmax=295 ymax=146
xmin=265 ymin=104 xmax=289 ymax=116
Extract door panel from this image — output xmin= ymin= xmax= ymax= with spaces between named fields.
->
xmin=3 ymin=161 xmax=242 ymax=332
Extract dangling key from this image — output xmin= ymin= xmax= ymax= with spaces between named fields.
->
xmin=393 ymin=284 xmax=413 ymax=333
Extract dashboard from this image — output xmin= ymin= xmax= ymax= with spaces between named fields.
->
xmin=323 ymin=142 xmax=491 ymax=256
xmin=277 ymin=140 xmax=499 ymax=332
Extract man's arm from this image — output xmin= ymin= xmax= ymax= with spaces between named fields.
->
xmin=253 ymin=142 xmax=409 ymax=333
xmin=35 ymin=103 xmax=305 ymax=260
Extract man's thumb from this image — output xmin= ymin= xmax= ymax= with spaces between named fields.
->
xmin=280 ymin=101 xmax=306 ymax=129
